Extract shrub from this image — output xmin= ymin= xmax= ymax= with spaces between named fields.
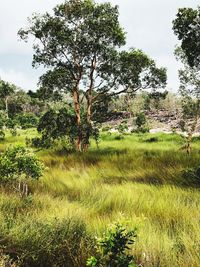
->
xmin=86 ymin=222 xmax=137 ymax=267
xmin=116 ymin=120 xmax=128 ymax=134
xmin=0 ymin=130 xmax=5 ymax=141
xmin=182 ymin=166 xmax=200 ymax=186
xmin=134 ymin=113 xmax=149 ymax=133
xmin=101 ymin=126 xmax=111 ymax=132
xmin=144 ymin=137 xmax=159 ymax=143
xmin=0 ymin=146 xmax=44 ymax=196
xmin=16 ymin=113 xmax=39 ymax=129
xmin=135 ymin=112 xmax=146 ymax=128
xmin=114 ymin=135 xmax=125 ymax=140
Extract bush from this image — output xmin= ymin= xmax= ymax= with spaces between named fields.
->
xmin=144 ymin=137 xmax=159 ymax=143
xmin=114 ymin=135 xmax=125 ymax=140
xmin=116 ymin=120 xmax=128 ymax=134
xmin=0 ymin=130 xmax=5 ymax=141
xmin=86 ymin=222 xmax=137 ymax=267
xmin=134 ymin=113 xmax=149 ymax=133
xmin=182 ymin=166 xmax=200 ymax=186
xmin=0 ymin=146 xmax=44 ymax=196
xmin=135 ymin=112 xmax=146 ymax=128
xmin=15 ymin=113 xmax=39 ymax=129
xmin=101 ymin=126 xmax=111 ymax=132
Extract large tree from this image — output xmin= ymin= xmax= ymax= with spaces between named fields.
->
xmin=19 ymin=0 xmax=167 ymax=151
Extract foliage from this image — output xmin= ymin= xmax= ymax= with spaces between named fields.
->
xmin=18 ymin=0 xmax=166 ymax=150
xmin=173 ymin=47 xmax=200 ymax=152
xmin=15 ymin=113 xmax=39 ymax=129
xmin=0 ymin=146 xmax=44 ymax=196
xmin=86 ymin=223 xmax=137 ymax=267
xmin=173 ymin=7 xmax=200 ymax=68
xmin=135 ymin=112 xmax=149 ymax=133
xmin=0 ymin=111 xmax=7 ymax=141
xmin=116 ymin=120 xmax=128 ymax=134
xmin=0 ymin=130 xmax=5 ymax=141
xmin=34 ymin=108 xmax=99 ymax=150
xmin=149 ymin=90 xmax=168 ymax=109
xmin=144 ymin=137 xmax=159 ymax=143
xmin=135 ymin=113 xmax=146 ymax=128
xmin=182 ymin=166 xmax=200 ymax=186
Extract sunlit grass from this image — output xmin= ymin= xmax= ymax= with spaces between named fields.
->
xmin=0 ymin=130 xmax=200 ymax=266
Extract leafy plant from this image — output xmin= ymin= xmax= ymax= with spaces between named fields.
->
xmin=0 ymin=146 xmax=44 ymax=196
xmin=15 ymin=113 xmax=39 ymax=129
xmin=182 ymin=166 xmax=200 ymax=186
xmin=86 ymin=223 xmax=137 ymax=267
xmin=116 ymin=120 xmax=128 ymax=134
xmin=135 ymin=112 xmax=149 ymax=133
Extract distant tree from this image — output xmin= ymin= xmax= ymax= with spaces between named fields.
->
xmin=19 ymin=0 xmax=166 ymax=151
xmin=148 ymin=90 xmax=168 ymax=110
xmin=0 ymin=80 xmax=15 ymax=118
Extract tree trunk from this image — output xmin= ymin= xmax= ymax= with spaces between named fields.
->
xmin=5 ymin=96 xmax=9 ymax=118
xmin=86 ymin=56 xmax=96 ymax=126
xmin=83 ymin=56 xmax=96 ymax=151
xmin=73 ymin=88 xmax=82 ymax=151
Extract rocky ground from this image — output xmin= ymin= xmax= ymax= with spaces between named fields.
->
xmin=103 ymin=109 xmax=200 ymax=135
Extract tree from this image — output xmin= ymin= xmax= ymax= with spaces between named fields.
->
xmin=173 ymin=7 xmax=200 ymax=69
xmin=19 ymin=0 xmax=167 ymax=151
xmin=175 ymin=48 xmax=200 ymax=153
xmin=173 ymin=7 xmax=200 ymax=152
xmin=0 ymin=80 xmax=15 ymax=118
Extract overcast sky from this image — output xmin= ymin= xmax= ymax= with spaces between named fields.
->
xmin=0 ymin=0 xmax=199 ymax=92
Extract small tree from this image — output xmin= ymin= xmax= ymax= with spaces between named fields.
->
xmin=86 ymin=223 xmax=137 ymax=267
xmin=173 ymin=7 xmax=200 ymax=152
xmin=0 ymin=146 xmax=44 ymax=197
xmin=173 ymin=48 xmax=200 ymax=153
xmin=135 ymin=112 xmax=148 ymax=133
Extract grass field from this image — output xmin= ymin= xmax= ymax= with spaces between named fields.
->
xmin=0 ymin=130 xmax=200 ymax=266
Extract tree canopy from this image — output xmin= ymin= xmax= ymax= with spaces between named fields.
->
xmin=19 ymin=0 xmax=167 ymax=150
xmin=173 ymin=7 xmax=200 ymax=69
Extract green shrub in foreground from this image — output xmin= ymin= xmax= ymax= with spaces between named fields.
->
xmin=0 ymin=146 xmax=44 ymax=196
xmin=87 ymin=223 xmax=137 ymax=267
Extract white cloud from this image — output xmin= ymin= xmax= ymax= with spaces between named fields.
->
xmin=0 ymin=0 xmax=199 ymax=91
xmin=0 ymin=68 xmax=38 ymax=91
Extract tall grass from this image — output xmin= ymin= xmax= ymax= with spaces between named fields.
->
xmin=0 ymin=130 xmax=200 ymax=266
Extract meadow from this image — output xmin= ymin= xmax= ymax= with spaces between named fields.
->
xmin=0 ymin=130 xmax=200 ymax=267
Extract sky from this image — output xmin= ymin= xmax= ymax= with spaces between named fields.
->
xmin=0 ymin=0 xmax=199 ymax=92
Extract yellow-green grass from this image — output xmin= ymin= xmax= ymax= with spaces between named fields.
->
xmin=0 ymin=130 xmax=200 ymax=266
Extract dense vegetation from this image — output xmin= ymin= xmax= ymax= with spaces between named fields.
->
xmin=0 ymin=130 xmax=200 ymax=266
xmin=0 ymin=1 xmax=200 ymax=266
